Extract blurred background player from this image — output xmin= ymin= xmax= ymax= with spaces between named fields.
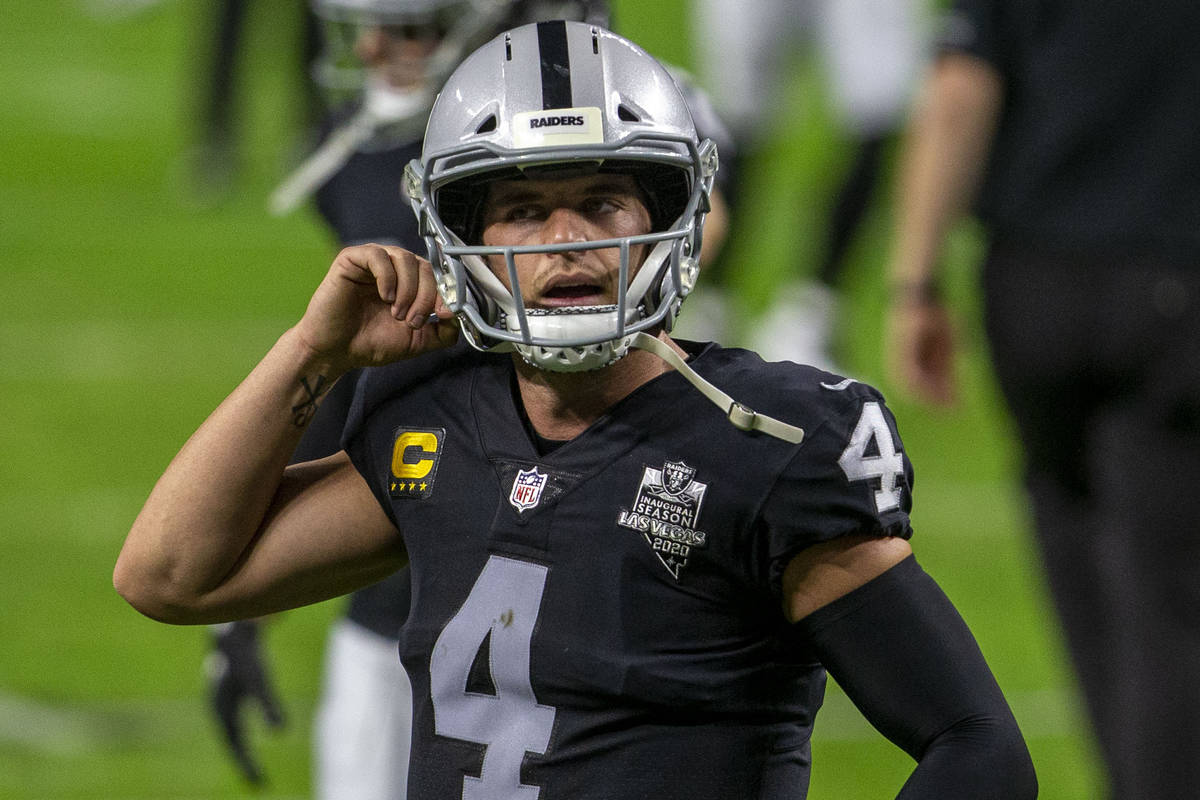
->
xmin=183 ymin=0 xmax=322 ymax=205
xmin=683 ymin=0 xmax=926 ymax=369
xmin=885 ymin=1 xmax=1200 ymax=796
xmin=206 ymin=1 xmax=731 ymax=796
xmin=86 ymin=0 xmax=322 ymax=204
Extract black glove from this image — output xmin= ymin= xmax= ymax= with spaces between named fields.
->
xmin=206 ymin=619 xmax=286 ymax=785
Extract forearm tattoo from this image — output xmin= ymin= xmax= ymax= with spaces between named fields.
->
xmin=291 ymin=375 xmax=330 ymax=428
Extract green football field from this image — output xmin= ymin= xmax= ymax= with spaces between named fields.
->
xmin=1 ymin=1 xmax=1105 ymax=796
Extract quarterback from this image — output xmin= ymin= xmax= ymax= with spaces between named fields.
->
xmin=116 ymin=21 xmax=1036 ymax=798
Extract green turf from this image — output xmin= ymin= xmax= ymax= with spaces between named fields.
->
xmin=0 ymin=1 xmax=1105 ymax=796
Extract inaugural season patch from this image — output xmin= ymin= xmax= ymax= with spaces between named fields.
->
xmin=389 ymin=427 xmax=445 ymax=499
xmin=617 ymin=460 xmax=709 ymax=579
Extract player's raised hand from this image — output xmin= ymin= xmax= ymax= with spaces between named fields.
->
xmin=294 ymin=243 xmax=458 ymax=372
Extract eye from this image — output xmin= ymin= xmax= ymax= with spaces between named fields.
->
xmin=580 ymin=195 xmax=619 ymax=215
xmin=503 ymin=204 xmax=543 ymax=222
xmin=382 ymin=23 xmax=442 ymax=42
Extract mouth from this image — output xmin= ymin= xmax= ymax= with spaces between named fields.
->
xmin=539 ymin=280 xmax=608 ymax=307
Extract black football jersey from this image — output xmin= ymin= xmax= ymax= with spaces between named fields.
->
xmin=342 ymin=341 xmax=914 ymax=799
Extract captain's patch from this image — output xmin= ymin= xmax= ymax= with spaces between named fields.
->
xmin=617 ymin=460 xmax=709 ymax=580
xmin=389 ymin=427 xmax=445 ymax=499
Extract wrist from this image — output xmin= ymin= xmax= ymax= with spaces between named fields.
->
xmin=278 ymin=327 xmax=354 ymax=381
xmin=889 ymin=278 xmax=943 ymax=306
xmin=271 ymin=329 xmax=348 ymax=428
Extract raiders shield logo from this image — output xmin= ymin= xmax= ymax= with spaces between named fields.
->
xmin=617 ymin=460 xmax=709 ymax=579
xmin=658 ymin=461 xmax=699 ymax=503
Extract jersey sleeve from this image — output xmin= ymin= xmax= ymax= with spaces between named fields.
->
xmin=758 ymin=382 xmax=915 ymax=595
xmin=339 ymin=346 xmax=472 ymax=530
xmin=340 ymin=365 xmax=402 ymax=530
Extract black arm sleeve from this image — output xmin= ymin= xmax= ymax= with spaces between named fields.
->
xmin=793 ymin=555 xmax=1037 ymax=799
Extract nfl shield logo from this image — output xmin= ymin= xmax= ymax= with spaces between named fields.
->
xmin=509 ymin=466 xmax=548 ymax=512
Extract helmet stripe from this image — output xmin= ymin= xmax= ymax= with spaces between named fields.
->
xmin=536 ymin=20 xmax=573 ymax=110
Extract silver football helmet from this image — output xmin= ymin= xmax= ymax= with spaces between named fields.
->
xmin=405 ymin=21 xmax=719 ymax=372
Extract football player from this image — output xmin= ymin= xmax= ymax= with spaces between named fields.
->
xmin=118 ymin=21 xmax=1035 ymax=798
xmin=212 ymin=1 xmax=730 ymax=796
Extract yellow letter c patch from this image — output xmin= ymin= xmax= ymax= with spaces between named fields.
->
xmin=389 ymin=427 xmax=445 ymax=499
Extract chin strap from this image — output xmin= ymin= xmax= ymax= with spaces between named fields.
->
xmin=631 ymin=332 xmax=805 ymax=444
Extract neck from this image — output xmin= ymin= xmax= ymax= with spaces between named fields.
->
xmin=512 ymin=333 xmax=686 ymax=441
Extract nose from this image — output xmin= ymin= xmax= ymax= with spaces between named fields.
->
xmin=354 ymin=27 xmax=389 ymax=67
xmin=543 ymin=206 xmax=589 ymax=246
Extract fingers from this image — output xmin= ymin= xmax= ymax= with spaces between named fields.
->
xmin=908 ymin=361 xmax=957 ymax=408
xmin=912 ymin=333 xmax=957 ymax=407
xmin=380 ymin=247 xmax=461 ymax=354
xmin=886 ymin=303 xmax=958 ymax=409
xmin=303 ymin=244 xmax=458 ymax=366
xmin=340 ymin=244 xmax=439 ymax=324
xmin=337 ymin=244 xmax=400 ymax=306
xmin=213 ymin=675 xmax=265 ymax=785
xmin=258 ymin=687 xmax=287 ymax=729
xmin=384 ymin=246 xmax=440 ymax=328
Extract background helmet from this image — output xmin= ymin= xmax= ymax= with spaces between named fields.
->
xmin=310 ymin=0 xmax=610 ymax=130
xmin=405 ymin=20 xmax=718 ymax=371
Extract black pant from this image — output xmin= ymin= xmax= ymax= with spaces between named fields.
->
xmin=983 ymin=242 xmax=1200 ymax=800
